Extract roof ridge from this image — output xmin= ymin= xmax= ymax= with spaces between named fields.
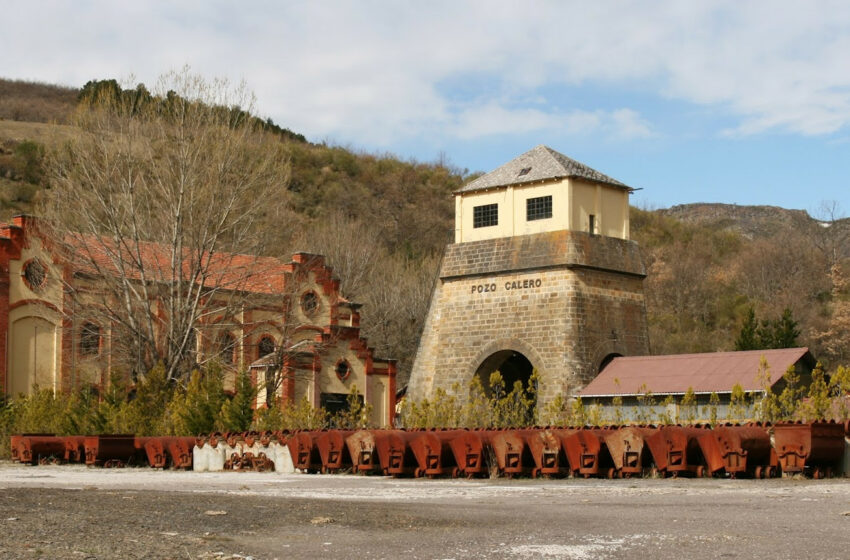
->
xmin=611 ymin=347 xmax=809 ymax=361
xmin=457 ymin=145 xmax=629 ymax=194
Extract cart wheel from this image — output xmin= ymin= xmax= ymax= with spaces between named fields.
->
xmin=451 ymin=467 xmax=461 ymax=478
xmin=531 ymin=468 xmax=540 ymax=479
xmin=695 ymin=466 xmax=705 ymax=478
xmin=606 ymin=468 xmax=616 ymax=479
xmin=754 ymin=466 xmax=763 ymax=479
xmin=414 ymin=468 xmax=423 ymax=478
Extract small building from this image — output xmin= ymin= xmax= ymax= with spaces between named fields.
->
xmin=0 ymin=215 xmax=396 ymax=426
xmin=578 ymin=347 xmax=816 ymax=421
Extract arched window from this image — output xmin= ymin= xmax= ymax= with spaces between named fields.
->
xmin=258 ymin=336 xmax=275 ymax=358
xmin=79 ymin=322 xmax=100 ymax=356
xmin=218 ymin=332 xmax=237 ymax=365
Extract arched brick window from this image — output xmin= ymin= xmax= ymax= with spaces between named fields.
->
xmin=258 ymin=336 xmax=275 ymax=358
xmin=79 ymin=322 xmax=100 ymax=356
xmin=218 ymin=332 xmax=237 ymax=365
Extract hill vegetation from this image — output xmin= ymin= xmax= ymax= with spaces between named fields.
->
xmin=2 ymin=77 xmax=850 ymax=387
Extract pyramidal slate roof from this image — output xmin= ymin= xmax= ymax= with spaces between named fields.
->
xmin=457 ymin=145 xmax=631 ymax=194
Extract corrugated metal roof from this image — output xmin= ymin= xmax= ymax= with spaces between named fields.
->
xmin=457 ymin=145 xmax=630 ymax=194
xmin=579 ymin=348 xmax=813 ymax=397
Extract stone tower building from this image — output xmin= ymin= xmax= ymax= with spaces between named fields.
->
xmin=407 ymin=145 xmax=649 ymax=409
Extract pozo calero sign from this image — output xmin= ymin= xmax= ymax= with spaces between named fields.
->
xmin=471 ymin=278 xmax=542 ymax=294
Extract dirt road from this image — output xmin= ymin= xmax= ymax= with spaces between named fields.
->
xmin=0 ymin=464 xmax=848 ymax=559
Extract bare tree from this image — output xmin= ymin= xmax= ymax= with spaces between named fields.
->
xmin=41 ymin=70 xmax=291 ymax=382
xmin=811 ymin=200 xmax=850 ymax=269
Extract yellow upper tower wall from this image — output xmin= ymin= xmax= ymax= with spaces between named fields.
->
xmin=454 ymin=146 xmax=632 ymax=243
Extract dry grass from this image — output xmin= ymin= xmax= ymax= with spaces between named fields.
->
xmin=0 ymin=120 xmax=78 ymax=146
xmin=0 ymin=78 xmax=77 ymax=123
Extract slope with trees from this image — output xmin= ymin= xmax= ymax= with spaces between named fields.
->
xmin=3 ymin=76 xmax=850 ymax=385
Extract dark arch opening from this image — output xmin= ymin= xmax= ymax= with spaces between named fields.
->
xmin=475 ymin=350 xmax=536 ymax=399
xmin=598 ymin=353 xmax=622 ymax=373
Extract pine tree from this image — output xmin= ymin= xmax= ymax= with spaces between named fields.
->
xmin=735 ymin=307 xmax=759 ymax=350
xmin=735 ymin=307 xmax=799 ymax=350
xmin=218 ymin=371 xmax=257 ymax=432
xmin=770 ymin=308 xmax=801 ymax=348
xmin=171 ymin=365 xmax=227 ymax=435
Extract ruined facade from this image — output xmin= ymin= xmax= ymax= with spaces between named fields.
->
xmin=0 ymin=216 xmax=396 ymax=426
xmin=408 ymin=145 xmax=650 ymax=409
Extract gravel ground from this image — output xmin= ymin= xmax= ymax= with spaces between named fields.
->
xmin=0 ymin=463 xmax=848 ymax=559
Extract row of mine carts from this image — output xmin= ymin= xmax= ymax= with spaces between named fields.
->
xmin=284 ymin=421 xmax=850 ymax=479
xmin=9 ymin=435 xmax=198 ymax=469
xmin=10 ymin=420 xmax=850 ymax=479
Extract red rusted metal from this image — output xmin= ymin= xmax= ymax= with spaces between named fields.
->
xmin=84 ymin=435 xmax=141 ymax=467
xmin=10 ymin=434 xmax=55 ymax=463
xmin=17 ymin=436 xmax=66 ymax=465
xmin=287 ymin=430 xmax=323 ymax=472
xmin=516 ymin=429 xmax=564 ymax=477
xmin=562 ymin=428 xmax=614 ymax=478
xmin=165 ymin=437 xmax=196 ymax=469
xmin=345 ymin=429 xmax=380 ymax=473
xmin=697 ymin=424 xmax=775 ymax=478
xmin=483 ymin=430 xmax=526 ymax=478
xmin=62 ymin=436 xmax=87 ymax=463
xmin=315 ymin=430 xmax=354 ymax=473
xmin=408 ymin=429 xmax=464 ymax=478
xmin=143 ymin=437 xmax=168 ymax=468
xmin=9 ymin=435 xmax=22 ymax=462
xmin=373 ymin=429 xmax=417 ymax=476
xmin=773 ymin=421 xmax=845 ymax=477
xmin=448 ymin=430 xmax=487 ymax=478
xmin=603 ymin=426 xmax=657 ymax=478
xmin=644 ymin=425 xmax=708 ymax=477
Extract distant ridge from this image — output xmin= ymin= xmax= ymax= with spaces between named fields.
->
xmin=659 ymin=202 xmax=849 ymax=240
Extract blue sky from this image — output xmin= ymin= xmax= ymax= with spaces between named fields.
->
xmin=4 ymin=1 xmax=850 ymax=214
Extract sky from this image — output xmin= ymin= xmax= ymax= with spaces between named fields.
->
xmin=3 ymin=0 xmax=850 ymax=214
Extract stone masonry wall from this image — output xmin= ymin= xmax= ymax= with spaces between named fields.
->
xmin=407 ymin=230 xmax=649 ymax=410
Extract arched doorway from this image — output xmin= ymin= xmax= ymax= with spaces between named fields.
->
xmin=598 ymin=353 xmax=622 ymax=373
xmin=475 ymin=350 xmax=536 ymax=397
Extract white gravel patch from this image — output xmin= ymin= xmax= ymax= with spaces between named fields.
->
xmin=1 ymin=463 xmax=848 ymax=505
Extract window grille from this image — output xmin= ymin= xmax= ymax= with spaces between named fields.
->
xmin=526 ymin=196 xmax=552 ymax=221
xmin=473 ymin=203 xmax=498 ymax=228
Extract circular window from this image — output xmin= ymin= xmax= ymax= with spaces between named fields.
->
xmin=300 ymin=291 xmax=319 ymax=315
xmin=22 ymin=259 xmax=47 ymax=291
xmin=335 ymin=359 xmax=351 ymax=381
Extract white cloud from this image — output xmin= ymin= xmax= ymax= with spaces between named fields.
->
xmin=3 ymin=1 xmax=850 ymax=145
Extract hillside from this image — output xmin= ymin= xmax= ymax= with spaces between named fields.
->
xmin=3 ymin=76 xmax=850 ymax=383
xmin=0 ymin=79 xmax=77 ymax=124
xmin=661 ymin=202 xmax=850 ymax=245
xmin=0 ymin=77 xmax=460 ymax=384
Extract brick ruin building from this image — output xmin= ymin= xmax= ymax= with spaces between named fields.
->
xmin=0 ymin=216 xmax=396 ymax=426
xmin=408 ymin=145 xmax=650 ymax=410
